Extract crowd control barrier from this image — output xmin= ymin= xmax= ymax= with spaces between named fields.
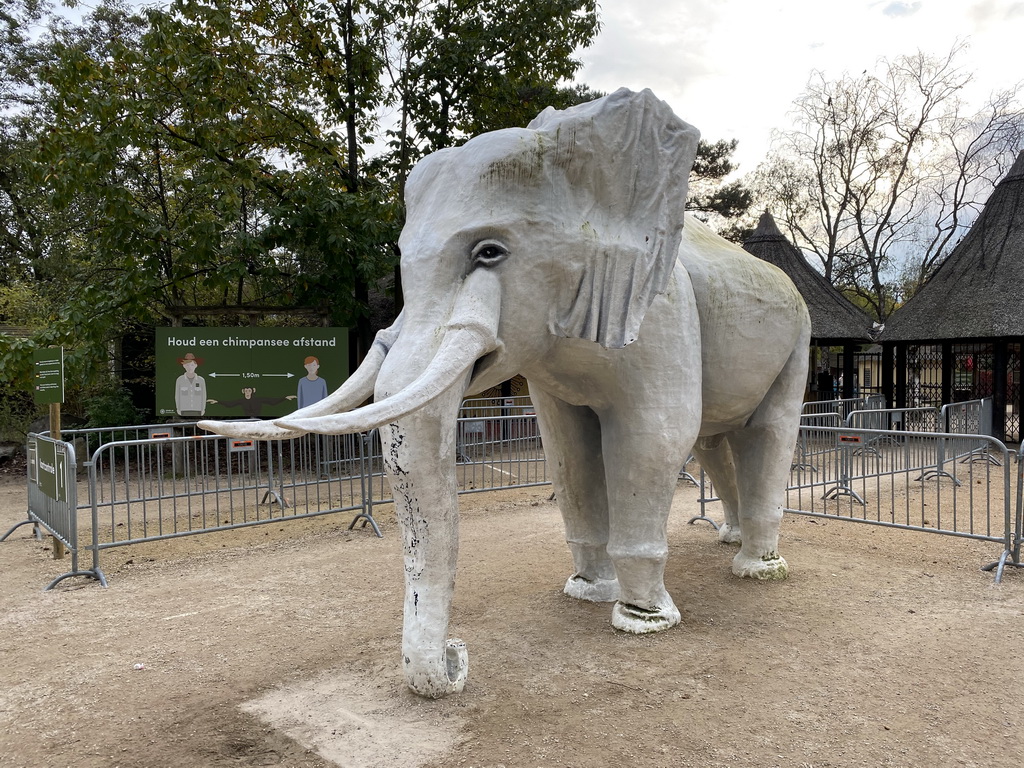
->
xmin=5 ymin=396 xmax=1020 ymax=588
xmin=6 ymin=401 xmax=548 ymax=588
xmin=698 ymin=424 xmax=1020 ymax=582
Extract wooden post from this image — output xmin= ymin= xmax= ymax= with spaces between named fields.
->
xmin=50 ymin=402 xmax=66 ymax=560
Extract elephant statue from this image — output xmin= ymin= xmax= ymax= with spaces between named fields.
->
xmin=199 ymin=88 xmax=810 ymax=699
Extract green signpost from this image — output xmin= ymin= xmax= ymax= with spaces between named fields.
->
xmin=156 ymin=328 xmax=349 ymax=420
xmin=32 ymin=347 xmax=64 ymax=405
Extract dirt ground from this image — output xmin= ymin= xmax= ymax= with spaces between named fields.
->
xmin=1 ymin=472 xmax=1022 ymax=768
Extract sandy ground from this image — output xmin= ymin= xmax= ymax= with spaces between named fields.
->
xmin=1 ymin=472 xmax=1022 ymax=768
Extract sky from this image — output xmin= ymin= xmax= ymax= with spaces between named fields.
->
xmin=577 ymin=0 xmax=1024 ymax=175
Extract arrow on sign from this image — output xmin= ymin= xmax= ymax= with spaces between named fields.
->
xmin=209 ymin=372 xmax=295 ymax=378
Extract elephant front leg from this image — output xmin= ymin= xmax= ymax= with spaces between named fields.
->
xmin=531 ymin=389 xmax=619 ymax=603
xmin=602 ymin=411 xmax=697 ymax=634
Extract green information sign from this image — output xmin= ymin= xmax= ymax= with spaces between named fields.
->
xmin=156 ymin=328 xmax=349 ymax=420
xmin=32 ymin=347 xmax=65 ymax=405
xmin=33 ymin=436 xmax=69 ymax=503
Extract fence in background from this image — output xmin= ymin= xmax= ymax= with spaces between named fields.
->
xmin=700 ymin=422 xmax=1020 ymax=582
xmin=801 ymin=395 xmax=887 ymax=423
xmin=5 ymin=398 xmax=547 ymax=588
xmin=5 ymin=395 xmax=1021 ymax=588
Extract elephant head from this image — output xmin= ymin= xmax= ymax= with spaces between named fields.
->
xmin=200 ymin=88 xmax=700 ymax=697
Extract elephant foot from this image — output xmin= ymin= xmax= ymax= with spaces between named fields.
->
xmin=611 ymin=600 xmax=681 ymax=634
xmin=404 ymin=638 xmax=469 ymax=699
xmin=564 ymin=574 xmax=620 ymax=603
xmin=732 ymin=551 xmax=789 ymax=580
xmin=717 ymin=523 xmax=742 ymax=545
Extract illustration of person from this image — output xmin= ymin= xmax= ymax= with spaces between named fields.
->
xmin=174 ymin=351 xmax=207 ymax=417
xmin=297 ymin=356 xmax=328 ymax=408
xmin=208 ymin=387 xmax=296 ymax=419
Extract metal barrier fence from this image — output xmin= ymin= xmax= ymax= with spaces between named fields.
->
xmin=1010 ymin=443 xmax=1024 ymax=577
xmin=698 ymin=424 xmax=1021 ymax=582
xmin=842 ymin=398 xmax=993 ymax=437
xmin=1 ymin=434 xmax=104 ymax=589
xmin=942 ymin=398 xmax=994 ymax=436
xmin=845 ymin=406 xmax=941 ymax=433
xmin=6 ymin=397 xmax=1021 ymax=588
xmin=6 ymin=405 xmax=548 ymax=589
xmin=801 ymin=395 xmax=887 ymax=421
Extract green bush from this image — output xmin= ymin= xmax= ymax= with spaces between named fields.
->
xmin=82 ymin=385 xmax=144 ymax=428
xmin=0 ymin=388 xmax=39 ymax=442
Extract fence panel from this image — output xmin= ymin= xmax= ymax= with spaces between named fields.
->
xmin=844 ymin=406 xmax=941 ymax=433
xmin=13 ymin=400 xmax=1022 ymax=589
xmin=697 ymin=424 xmax=1018 ymax=582
xmin=784 ymin=426 xmax=1014 ymax=580
xmin=0 ymin=434 xmax=107 ymax=589
xmin=942 ymin=398 xmax=994 ymax=436
xmin=801 ymin=395 xmax=887 ymax=422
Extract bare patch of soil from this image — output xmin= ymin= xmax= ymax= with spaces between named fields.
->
xmin=1 ymin=475 xmax=1021 ymax=768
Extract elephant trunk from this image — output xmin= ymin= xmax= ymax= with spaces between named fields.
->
xmin=380 ymin=380 xmax=471 ymax=697
xmin=345 ymin=268 xmax=501 ymax=697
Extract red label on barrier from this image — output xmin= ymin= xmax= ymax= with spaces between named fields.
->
xmin=839 ymin=435 xmax=862 ymax=444
xmin=150 ymin=432 xmax=171 ymax=439
xmin=232 ymin=440 xmax=254 ymax=449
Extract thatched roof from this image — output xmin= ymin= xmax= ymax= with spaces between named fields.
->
xmin=884 ymin=151 xmax=1024 ymax=341
xmin=742 ymin=212 xmax=875 ymax=343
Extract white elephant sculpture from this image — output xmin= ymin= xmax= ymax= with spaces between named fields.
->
xmin=200 ymin=88 xmax=810 ymax=699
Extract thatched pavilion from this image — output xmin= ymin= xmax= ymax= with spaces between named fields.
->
xmin=743 ymin=212 xmax=876 ymax=399
xmin=882 ymin=151 xmax=1024 ymax=442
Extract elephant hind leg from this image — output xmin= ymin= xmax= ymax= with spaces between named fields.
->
xmin=726 ymin=342 xmax=808 ymax=580
xmin=692 ymin=435 xmax=741 ymax=545
xmin=531 ymin=388 xmax=619 ymax=603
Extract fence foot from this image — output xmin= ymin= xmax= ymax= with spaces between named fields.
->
xmin=678 ymin=471 xmax=698 ymax=487
xmin=260 ymin=490 xmax=287 ymax=508
xmin=348 ymin=511 xmax=383 ymax=538
xmin=44 ymin=568 xmax=108 ymax=591
xmin=823 ymin=485 xmax=866 ymax=505
xmin=981 ymin=549 xmax=1024 ymax=584
xmin=687 ymin=514 xmax=720 ymax=531
xmin=961 ymin=448 xmax=1001 ymax=467
xmin=916 ymin=470 xmax=961 ymax=486
xmin=0 ymin=518 xmax=38 ymax=542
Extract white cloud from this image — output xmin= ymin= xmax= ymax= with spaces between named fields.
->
xmin=881 ymin=1 xmax=923 ymax=17
xmin=577 ymin=0 xmax=1023 ymax=172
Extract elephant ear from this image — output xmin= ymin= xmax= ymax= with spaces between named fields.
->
xmin=528 ymin=88 xmax=700 ymax=348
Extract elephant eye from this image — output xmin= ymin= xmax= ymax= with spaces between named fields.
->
xmin=471 ymin=240 xmax=509 ymax=268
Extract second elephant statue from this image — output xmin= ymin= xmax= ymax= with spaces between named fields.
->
xmin=200 ymin=88 xmax=811 ymax=699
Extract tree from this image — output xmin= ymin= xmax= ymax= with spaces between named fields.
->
xmin=754 ymin=43 xmax=1023 ymax=320
xmin=373 ymin=0 xmax=600 ymax=192
xmin=686 ymin=138 xmax=754 ymax=241
xmin=33 ymin=0 xmax=400 ymax=348
xmin=0 ymin=0 xmax=603 ymax=420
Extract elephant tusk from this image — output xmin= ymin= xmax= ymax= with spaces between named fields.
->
xmin=198 ymin=316 xmax=404 ymax=440
xmin=274 ymin=323 xmax=496 ymax=435
xmin=276 ymin=268 xmax=501 ymax=436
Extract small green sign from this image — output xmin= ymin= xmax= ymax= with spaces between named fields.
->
xmin=33 ymin=347 xmax=65 ymax=405
xmin=156 ymin=328 xmax=349 ymax=420
xmin=35 ymin=437 xmax=68 ymax=503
